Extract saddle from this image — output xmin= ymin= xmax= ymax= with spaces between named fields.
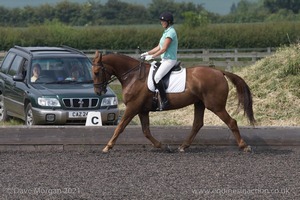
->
xmin=152 ymin=61 xmax=182 ymax=89
xmin=147 ymin=61 xmax=186 ymax=112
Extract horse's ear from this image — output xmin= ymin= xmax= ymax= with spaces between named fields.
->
xmin=95 ymin=50 xmax=100 ymax=58
xmin=94 ymin=50 xmax=103 ymax=61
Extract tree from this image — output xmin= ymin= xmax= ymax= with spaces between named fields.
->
xmin=77 ymin=2 xmax=94 ymax=26
xmin=264 ymin=0 xmax=300 ymax=14
xmin=101 ymin=0 xmax=149 ymax=24
xmin=223 ymin=0 xmax=268 ymax=23
xmin=0 ymin=6 xmax=10 ymax=26
xmin=230 ymin=3 xmax=237 ymax=13
xmin=54 ymin=0 xmax=81 ymax=25
xmin=101 ymin=0 xmax=126 ymax=22
xmin=265 ymin=8 xmax=298 ymax=21
xmin=182 ymin=11 xmax=209 ymax=28
xmin=148 ymin=0 xmax=177 ymax=22
xmin=148 ymin=0 xmax=205 ymax=24
xmin=35 ymin=4 xmax=55 ymax=24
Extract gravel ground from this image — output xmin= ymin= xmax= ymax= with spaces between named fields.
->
xmin=0 ymin=145 xmax=299 ymax=200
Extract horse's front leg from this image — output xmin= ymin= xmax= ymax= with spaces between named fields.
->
xmin=103 ymin=108 xmax=136 ymax=153
xmin=138 ymin=112 xmax=162 ymax=148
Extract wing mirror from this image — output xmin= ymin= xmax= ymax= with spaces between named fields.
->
xmin=13 ymin=74 xmax=25 ymax=81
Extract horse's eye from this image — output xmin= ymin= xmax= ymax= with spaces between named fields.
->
xmin=94 ymin=72 xmax=99 ymax=76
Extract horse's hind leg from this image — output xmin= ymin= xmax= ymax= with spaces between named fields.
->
xmin=214 ymin=109 xmax=251 ymax=152
xmin=178 ymin=102 xmax=205 ymax=152
xmin=138 ymin=112 xmax=162 ymax=148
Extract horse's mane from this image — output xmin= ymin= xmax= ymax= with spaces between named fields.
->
xmin=105 ymin=52 xmax=139 ymax=63
xmin=103 ymin=52 xmax=150 ymax=72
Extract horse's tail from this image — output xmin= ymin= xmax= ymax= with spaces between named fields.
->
xmin=222 ymin=71 xmax=256 ymax=126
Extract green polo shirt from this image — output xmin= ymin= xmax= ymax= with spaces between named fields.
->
xmin=159 ymin=26 xmax=178 ymax=60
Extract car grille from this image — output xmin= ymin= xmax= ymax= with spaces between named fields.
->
xmin=62 ymin=98 xmax=99 ymax=108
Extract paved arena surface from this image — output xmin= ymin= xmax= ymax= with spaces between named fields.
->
xmin=1 ymin=145 xmax=299 ymax=199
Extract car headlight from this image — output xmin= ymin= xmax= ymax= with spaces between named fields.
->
xmin=101 ymin=97 xmax=118 ymax=106
xmin=38 ymin=97 xmax=61 ymax=107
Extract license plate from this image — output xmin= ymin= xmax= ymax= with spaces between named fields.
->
xmin=69 ymin=111 xmax=88 ymax=118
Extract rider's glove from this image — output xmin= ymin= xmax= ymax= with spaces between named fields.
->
xmin=141 ymin=52 xmax=149 ymax=57
xmin=145 ymin=55 xmax=153 ymax=61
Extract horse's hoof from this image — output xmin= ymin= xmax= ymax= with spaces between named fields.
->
xmin=154 ymin=142 xmax=162 ymax=149
xmin=163 ymin=144 xmax=172 ymax=153
xmin=178 ymin=146 xmax=185 ymax=153
xmin=102 ymin=146 xmax=111 ymax=153
xmin=243 ymin=145 xmax=252 ymax=153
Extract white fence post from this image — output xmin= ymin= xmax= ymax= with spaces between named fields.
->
xmin=203 ymin=49 xmax=210 ymax=62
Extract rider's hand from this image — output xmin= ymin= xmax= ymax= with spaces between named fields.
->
xmin=141 ymin=52 xmax=148 ymax=57
xmin=145 ymin=55 xmax=153 ymax=61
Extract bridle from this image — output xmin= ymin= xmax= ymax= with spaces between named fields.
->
xmin=92 ymin=61 xmax=115 ymax=93
xmin=92 ymin=57 xmax=145 ymax=93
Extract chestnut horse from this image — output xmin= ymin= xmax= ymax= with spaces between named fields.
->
xmin=92 ymin=51 xmax=255 ymax=153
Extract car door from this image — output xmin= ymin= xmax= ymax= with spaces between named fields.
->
xmin=5 ymin=55 xmax=28 ymax=118
xmin=1 ymin=52 xmax=15 ymax=115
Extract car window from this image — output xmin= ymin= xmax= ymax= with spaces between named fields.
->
xmin=31 ymin=57 xmax=92 ymax=83
xmin=8 ymin=55 xmax=24 ymax=77
xmin=22 ymin=60 xmax=29 ymax=78
xmin=0 ymin=52 xmax=15 ymax=74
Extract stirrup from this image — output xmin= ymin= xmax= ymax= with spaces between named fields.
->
xmin=159 ymin=99 xmax=170 ymax=111
xmin=160 ymin=100 xmax=170 ymax=110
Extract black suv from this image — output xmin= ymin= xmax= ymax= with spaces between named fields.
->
xmin=0 ymin=46 xmax=119 ymax=125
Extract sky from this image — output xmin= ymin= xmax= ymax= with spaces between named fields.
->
xmin=0 ymin=0 xmax=258 ymax=15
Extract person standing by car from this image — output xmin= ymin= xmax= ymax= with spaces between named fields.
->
xmin=31 ymin=63 xmax=41 ymax=82
xmin=141 ymin=11 xmax=178 ymax=110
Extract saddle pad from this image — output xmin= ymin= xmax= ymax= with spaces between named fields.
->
xmin=147 ymin=64 xmax=186 ymax=93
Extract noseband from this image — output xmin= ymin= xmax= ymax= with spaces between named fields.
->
xmin=92 ymin=61 xmax=115 ymax=93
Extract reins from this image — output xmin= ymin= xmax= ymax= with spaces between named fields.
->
xmin=118 ymin=61 xmax=145 ymax=80
xmin=93 ymin=58 xmax=145 ymax=88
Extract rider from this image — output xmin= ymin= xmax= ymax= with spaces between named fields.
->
xmin=141 ymin=11 xmax=178 ymax=110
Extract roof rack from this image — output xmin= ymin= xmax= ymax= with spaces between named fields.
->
xmin=14 ymin=45 xmax=33 ymax=56
xmin=61 ymin=45 xmax=85 ymax=56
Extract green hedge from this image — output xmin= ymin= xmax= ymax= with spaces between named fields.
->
xmin=0 ymin=21 xmax=299 ymax=51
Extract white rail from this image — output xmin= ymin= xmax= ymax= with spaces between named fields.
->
xmin=1 ymin=48 xmax=276 ymax=69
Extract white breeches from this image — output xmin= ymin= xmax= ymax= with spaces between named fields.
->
xmin=154 ymin=59 xmax=177 ymax=84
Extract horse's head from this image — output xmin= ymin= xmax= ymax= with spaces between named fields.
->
xmin=92 ymin=50 xmax=110 ymax=95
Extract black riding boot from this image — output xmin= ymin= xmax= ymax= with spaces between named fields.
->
xmin=156 ymin=80 xmax=170 ymax=110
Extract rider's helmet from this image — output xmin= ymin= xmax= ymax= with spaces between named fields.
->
xmin=159 ymin=12 xmax=174 ymax=25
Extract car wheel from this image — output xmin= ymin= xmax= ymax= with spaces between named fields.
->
xmin=25 ymin=103 xmax=36 ymax=126
xmin=0 ymin=94 xmax=9 ymax=122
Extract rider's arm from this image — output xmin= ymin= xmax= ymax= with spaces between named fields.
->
xmin=148 ymin=45 xmax=160 ymax=55
xmin=150 ymin=37 xmax=172 ymax=58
